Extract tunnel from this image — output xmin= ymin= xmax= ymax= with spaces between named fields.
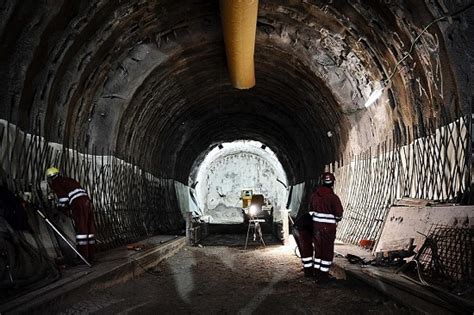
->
xmin=0 ymin=0 xmax=473 ymax=313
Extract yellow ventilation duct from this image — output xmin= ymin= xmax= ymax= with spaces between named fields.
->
xmin=220 ymin=0 xmax=258 ymax=89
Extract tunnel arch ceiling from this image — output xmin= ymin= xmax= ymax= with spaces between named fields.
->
xmin=1 ymin=0 xmax=471 ymax=184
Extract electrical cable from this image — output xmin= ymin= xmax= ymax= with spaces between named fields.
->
xmin=385 ymin=2 xmax=474 ymax=84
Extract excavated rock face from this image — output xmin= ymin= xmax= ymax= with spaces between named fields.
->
xmin=1 ymin=0 xmax=472 ymax=184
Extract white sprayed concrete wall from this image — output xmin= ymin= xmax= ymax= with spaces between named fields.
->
xmin=207 ymin=152 xmax=285 ymax=209
xmin=194 ymin=142 xmax=288 ymax=223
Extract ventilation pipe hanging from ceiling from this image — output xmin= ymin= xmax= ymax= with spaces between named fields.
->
xmin=219 ymin=0 xmax=259 ymax=89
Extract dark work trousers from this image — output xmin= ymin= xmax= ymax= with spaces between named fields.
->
xmin=297 ymin=228 xmax=314 ymax=271
xmin=293 ymin=213 xmax=314 ymax=273
xmin=71 ymin=197 xmax=96 ymax=261
xmin=312 ymin=222 xmax=336 ymax=274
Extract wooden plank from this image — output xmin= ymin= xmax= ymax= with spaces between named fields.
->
xmin=377 ymin=238 xmax=414 ymax=252
xmin=394 ymin=197 xmax=432 ymax=207
xmin=375 ymin=205 xmax=473 ymax=253
xmin=344 ymin=265 xmax=462 ymax=314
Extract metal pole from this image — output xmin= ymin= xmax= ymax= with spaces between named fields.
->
xmin=185 ymin=212 xmax=193 ymax=245
xmin=281 ymin=209 xmax=289 ymax=246
xmin=36 ymin=209 xmax=92 ymax=267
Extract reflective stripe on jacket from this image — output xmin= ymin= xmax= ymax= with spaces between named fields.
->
xmin=309 ymin=186 xmax=343 ymax=224
xmin=51 ymin=176 xmax=89 ymax=206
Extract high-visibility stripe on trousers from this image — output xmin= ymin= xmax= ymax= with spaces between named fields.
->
xmin=295 ymin=227 xmax=313 ymax=263
xmin=72 ymin=198 xmax=96 ymax=261
xmin=314 ymin=259 xmax=332 ymax=272
xmin=313 ymin=222 xmax=336 ymax=273
xmin=76 ymin=234 xmax=96 ymax=245
xmin=301 ymin=256 xmax=313 ymax=268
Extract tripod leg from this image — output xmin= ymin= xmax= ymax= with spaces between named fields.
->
xmin=256 ymin=222 xmax=266 ymax=247
xmin=245 ymin=221 xmax=252 ymax=250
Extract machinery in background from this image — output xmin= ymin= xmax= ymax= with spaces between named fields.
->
xmin=241 ymin=189 xmax=273 ymax=223
xmin=241 ymin=189 xmax=253 ymax=209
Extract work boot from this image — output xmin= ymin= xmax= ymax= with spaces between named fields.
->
xmin=313 ymin=269 xmax=322 ymax=282
xmin=316 ymin=272 xmax=336 ymax=285
xmin=304 ymin=267 xmax=314 ymax=278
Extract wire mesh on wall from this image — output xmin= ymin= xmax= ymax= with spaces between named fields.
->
xmin=417 ymin=224 xmax=473 ymax=283
xmin=332 ymin=114 xmax=472 ymax=245
xmin=0 ymin=119 xmax=184 ymax=251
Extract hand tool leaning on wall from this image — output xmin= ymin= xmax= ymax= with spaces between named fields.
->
xmin=34 ymin=189 xmax=91 ymax=267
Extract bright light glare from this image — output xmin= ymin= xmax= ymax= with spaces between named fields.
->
xmin=249 ymin=205 xmax=258 ymax=216
xmin=364 ymin=87 xmax=384 ymax=108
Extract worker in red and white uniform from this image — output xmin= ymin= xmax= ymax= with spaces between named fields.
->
xmin=309 ymin=172 xmax=343 ymax=283
xmin=293 ymin=212 xmax=314 ymax=277
xmin=46 ymin=167 xmax=96 ymax=263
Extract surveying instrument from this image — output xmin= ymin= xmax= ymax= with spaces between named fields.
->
xmin=245 ymin=205 xmax=265 ymax=249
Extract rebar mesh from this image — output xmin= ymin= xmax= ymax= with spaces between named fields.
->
xmin=0 ymin=119 xmax=184 ymax=252
xmin=418 ymin=224 xmax=473 ymax=282
xmin=333 ymin=114 xmax=472 ymax=245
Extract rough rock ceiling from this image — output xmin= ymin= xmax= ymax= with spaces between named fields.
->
xmin=0 ymin=0 xmax=472 ymax=184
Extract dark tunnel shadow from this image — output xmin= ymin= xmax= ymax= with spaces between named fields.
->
xmin=200 ymin=223 xmax=280 ymax=247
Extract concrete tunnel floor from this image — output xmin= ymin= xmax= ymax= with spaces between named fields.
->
xmin=50 ymin=240 xmax=416 ymax=315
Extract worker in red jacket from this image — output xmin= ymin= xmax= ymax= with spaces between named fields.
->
xmin=308 ymin=172 xmax=343 ymax=283
xmin=46 ymin=167 xmax=96 ymax=263
xmin=293 ymin=212 xmax=314 ymax=277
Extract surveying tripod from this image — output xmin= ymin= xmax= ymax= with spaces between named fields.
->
xmin=244 ymin=218 xmax=266 ymax=249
